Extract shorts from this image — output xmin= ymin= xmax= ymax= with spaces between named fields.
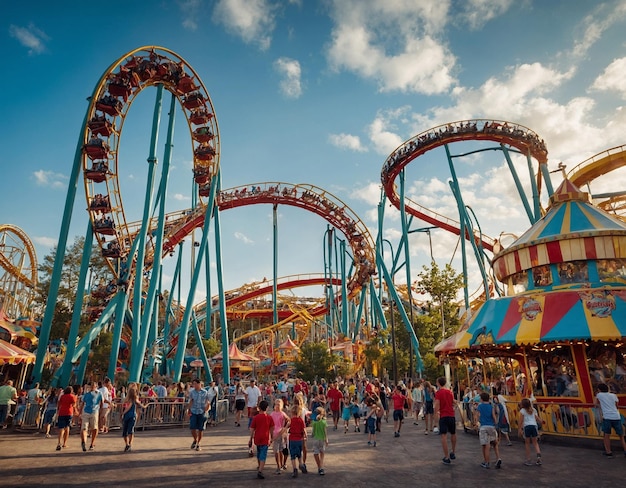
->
xmin=366 ymin=416 xmax=376 ymax=434
xmin=601 ymin=418 xmax=623 ymax=436
xmin=272 ymin=436 xmax=286 ymax=453
xmin=57 ymin=415 xmax=72 ymax=429
xmin=256 ymin=444 xmax=269 ymax=462
xmin=81 ymin=412 xmax=98 ymax=431
xmin=289 ymin=440 xmax=303 ymax=459
xmin=393 ymin=409 xmax=404 ymax=422
xmin=412 ymin=401 xmax=422 ymax=413
xmin=498 ymin=423 xmax=510 ymax=434
xmin=122 ymin=416 xmax=136 ymax=437
xmin=189 ymin=412 xmax=207 ymax=431
xmin=43 ymin=410 xmax=56 ymax=425
xmin=424 ymin=401 xmax=434 ymax=415
xmin=235 ymin=399 xmax=245 ymax=411
xmin=312 ymin=438 xmax=326 ymax=455
xmin=523 ymin=425 xmax=538 ymax=438
xmin=332 ymin=409 xmax=340 ymax=421
xmin=438 ymin=416 xmax=456 ymax=435
xmin=479 ymin=425 xmax=498 ymax=445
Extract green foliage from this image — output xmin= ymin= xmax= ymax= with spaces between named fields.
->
xmin=86 ymin=331 xmax=113 ymax=380
xmin=201 ymin=337 xmax=221 ymax=358
xmin=293 ymin=342 xmax=338 ymax=382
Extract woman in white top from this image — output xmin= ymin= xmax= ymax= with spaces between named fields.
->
xmin=517 ymin=398 xmax=542 ymax=466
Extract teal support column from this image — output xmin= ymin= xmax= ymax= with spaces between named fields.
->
xmin=501 ymin=145 xmax=535 ymax=224
xmin=57 ymin=221 xmax=94 ymax=387
xmin=368 ymin=280 xmax=388 ymax=331
xmin=204 ymin=244 xmax=212 ymax=339
xmin=272 ymin=204 xmax=278 ymax=325
xmin=76 ymin=346 xmax=90 ymax=385
xmin=33 ymin=110 xmax=89 ymax=382
xmin=445 ymin=145 xmax=470 ymax=311
xmin=352 ymin=285 xmax=367 ymax=341
xmin=526 ymin=154 xmax=541 ymax=221
xmin=340 ymin=239 xmax=348 ymax=337
xmin=540 ymin=163 xmax=555 ymax=196
xmin=130 ymin=84 xmax=164 ymax=379
xmin=161 ymin=243 xmax=183 ymax=376
xmin=172 ymin=176 xmax=218 ymax=381
xmin=212 ymin=177 xmax=230 ymax=384
xmin=131 ymin=89 xmax=174 ymax=382
xmin=191 ymin=313 xmax=212 ymax=382
xmin=107 ymin=290 xmax=128 ymax=381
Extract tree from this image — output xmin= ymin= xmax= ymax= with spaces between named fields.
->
xmin=293 ymin=342 xmax=339 ymax=382
xmin=35 ymin=236 xmax=114 ymax=340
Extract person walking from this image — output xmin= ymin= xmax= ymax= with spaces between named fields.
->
xmin=423 ymin=381 xmax=435 ymax=434
xmin=249 ymin=399 xmax=274 ymax=479
xmin=79 ymin=381 xmax=103 ymax=452
xmin=234 ymin=381 xmax=246 ymax=427
xmin=245 ymin=379 xmax=262 ymax=428
xmin=311 ymin=406 xmax=329 ymax=475
xmin=288 ymin=402 xmax=307 ymax=478
xmin=391 ymin=384 xmax=407 ymax=437
xmin=0 ymin=380 xmax=18 ymax=428
xmin=122 ymin=383 xmax=146 ymax=452
xmin=55 ymin=386 xmax=76 ymax=451
xmin=188 ymin=378 xmax=211 ymax=451
xmin=434 ymin=376 xmax=457 ymax=465
xmin=594 ymin=383 xmax=626 ymax=457
xmin=270 ymin=398 xmax=290 ymax=474
xmin=474 ymin=392 xmax=502 ymax=469
xmin=517 ymin=397 xmax=542 ymax=466
xmin=42 ymin=387 xmax=60 ymax=438
xmin=411 ymin=380 xmax=423 ymax=425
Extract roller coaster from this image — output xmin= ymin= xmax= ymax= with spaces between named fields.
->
xmin=24 ymin=45 xmax=626 ymax=390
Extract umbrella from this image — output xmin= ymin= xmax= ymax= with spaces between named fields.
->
xmin=0 ymin=339 xmax=36 ymax=365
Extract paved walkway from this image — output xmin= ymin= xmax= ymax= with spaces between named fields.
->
xmin=0 ymin=414 xmax=623 ymax=487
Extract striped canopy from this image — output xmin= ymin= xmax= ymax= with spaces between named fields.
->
xmin=435 ymin=286 xmax=626 ymax=353
xmin=0 ymin=338 xmax=36 ymax=365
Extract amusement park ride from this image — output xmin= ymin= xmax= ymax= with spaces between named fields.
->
xmin=1 ymin=45 xmax=625 ymax=443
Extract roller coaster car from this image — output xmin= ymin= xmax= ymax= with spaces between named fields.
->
xmin=183 ymin=92 xmax=205 ymax=109
xmin=102 ymin=247 xmax=123 ymax=259
xmin=194 ymin=144 xmax=216 ymax=161
xmin=108 ymin=80 xmax=132 ymax=101
xmin=199 ymin=183 xmax=211 ymax=197
xmin=177 ymin=75 xmax=197 ymax=94
xmin=194 ymin=168 xmax=209 ymax=185
xmin=94 ymin=219 xmax=116 ymax=235
xmin=96 ymin=96 xmax=123 ymax=117
xmin=88 ymin=116 xmax=113 ymax=137
xmin=190 ymin=109 xmax=212 ymax=126
xmin=83 ymin=139 xmax=110 ymax=160
xmin=90 ymin=195 xmax=111 ymax=213
xmin=85 ymin=163 xmax=109 ymax=183
xmin=193 ymin=127 xmax=214 ymax=143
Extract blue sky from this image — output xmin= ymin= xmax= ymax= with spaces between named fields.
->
xmin=2 ymin=0 xmax=626 ymax=305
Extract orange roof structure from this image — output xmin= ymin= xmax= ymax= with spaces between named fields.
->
xmin=212 ymin=342 xmax=259 ymax=361
xmin=0 ymin=339 xmax=36 ymax=365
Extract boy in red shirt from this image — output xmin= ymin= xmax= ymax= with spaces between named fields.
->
xmin=434 ymin=376 xmax=457 ymax=465
xmin=391 ymin=384 xmax=407 ymax=437
xmin=288 ymin=403 xmax=307 ymax=478
xmin=249 ymin=400 xmax=274 ymax=479
xmin=56 ymin=386 xmax=77 ymax=451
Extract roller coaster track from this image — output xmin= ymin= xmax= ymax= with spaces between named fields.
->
xmin=381 ymin=119 xmax=549 ymax=252
xmin=0 ymin=224 xmax=38 ymax=318
xmin=567 ymin=145 xmax=626 ymax=219
xmin=81 ymin=46 xmax=220 ymax=277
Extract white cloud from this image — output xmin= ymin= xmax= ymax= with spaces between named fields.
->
xmin=329 ymin=133 xmax=366 ymax=152
xmin=326 ymin=0 xmax=456 ymax=94
xmin=213 ymin=0 xmax=277 ymax=50
xmin=9 ymin=24 xmax=49 ymax=55
xmin=571 ymin=2 xmax=626 ymax=58
xmin=33 ymin=236 xmax=57 ymax=248
xmin=178 ymin=0 xmax=203 ymax=31
xmin=172 ymin=193 xmax=191 ymax=201
xmin=274 ymin=57 xmax=302 ymax=98
xmin=368 ymin=107 xmax=411 ymax=155
xmin=591 ymin=57 xmax=626 ymax=99
xmin=234 ymin=231 xmax=254 ymax=244
xmin=461 ymin=0 xmax=515 ymax=30
xmin=32 ymin=170 xmax=67 ymax=189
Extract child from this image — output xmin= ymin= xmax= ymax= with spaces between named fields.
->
xmin=249 ymin=400 xmax=274 ymax=479
xmin=351 ymin=396 xmax=361 ymax=432
xmin=121 ymin=383 xmax=146 ymax=452
xmin=493 ymin=395 xmax=512 ymax=446
xmin=365 ymin=399 xmax=378 ymax=447
xmin=288 ymin=403 xmax=307 ymax=478
xmin=474 ymin=392 xmax=502 ymax=469
xmin=341 ymin=394 xmax=352 ymax=434
xmin=311 ymin=406 xmax=329 ymax=475
xmin=518 ymin=398 xmax=542 ymax=466
xmin=270 ymin=398 xmax=290 ymax=474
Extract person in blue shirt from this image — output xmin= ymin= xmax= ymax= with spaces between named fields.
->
xmin=474 ymin=392 xmax=502 ymax=469
xmin=79 ymin=382 xmax=103 ymax=452
xmin=188 ymin=378 xmax=211 ymax=451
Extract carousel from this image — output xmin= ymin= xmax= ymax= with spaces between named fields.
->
xmin=436 ymin=179 xmax=626 ymax=440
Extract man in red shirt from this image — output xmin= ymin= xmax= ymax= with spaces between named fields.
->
xmin=326 ymin=381 xmax=343 ymax=431
xmin=391 ymin=385 xmax=407 ymax=437
xmin=249 ymin=400 xmax=274 ymax=479
xmin=56 ymin=386 xmax=77 ymax=451
xmin=434 ymin=376 xmax=457 ymax=465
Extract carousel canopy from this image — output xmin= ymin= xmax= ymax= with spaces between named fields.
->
xmin=0 ymin=338 xmax=36 ymax=365
xmin=212 ymin=342 xmax=259 ymax=361
xmin=278 ymin=337 xmax=299 ymax=350
xmin=435 ymin=288 xmax=626 ymax=354
xmin=0 ymin=319 xmax=38 ymax=344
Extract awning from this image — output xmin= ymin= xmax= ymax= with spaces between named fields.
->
xmin=435 ymin=286 xmax=626 ymax=353
xmin=212 ymin=342 xmax=259 ymax=361
xmin=0 ymin=338 xmax=36 ymax=365
xmin=0 ymin=320 xmax=38 ymax=344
